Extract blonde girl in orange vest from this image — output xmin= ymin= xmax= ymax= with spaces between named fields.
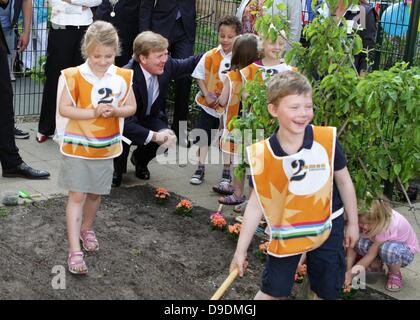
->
xmin=57 ymin=21 xmax=137 ymax=275
xmin=230 ymin=71 xmax=359 ymax=300
xmin=189 ymin=16 xmax=242 ymax=186
xmin=217 ymin=33 xmax=259 ymax=206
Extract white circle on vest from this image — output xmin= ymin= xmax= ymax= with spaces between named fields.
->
xmin=218 ymin=56 xmax=231 ymax=82
xmin=91 ymin=75 xmax=127 ymax=109
xmin=282 ymin=141 xmax=330 ymax=195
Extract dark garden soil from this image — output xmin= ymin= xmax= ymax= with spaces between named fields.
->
xmin=0 ymin=185 xmax=391 ymax=300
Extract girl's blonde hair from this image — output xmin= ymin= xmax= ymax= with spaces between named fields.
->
xmin=258 ymin=31 xmax=287 ymax=57
xmin=81 ymin=21 xmax=121 ymax=60
xmin=362 ymin=197 xmax=392 ymax=237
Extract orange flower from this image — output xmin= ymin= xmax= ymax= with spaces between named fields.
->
xmin=175 ymin=199 xmax=193 ymax=215
xmin=155 ymin=187 xmax=170 ymax=199
xmin=228 ymin=223 xmax=241 ymax=234
xmin=210 ymin=212 xmax=227 ymax=229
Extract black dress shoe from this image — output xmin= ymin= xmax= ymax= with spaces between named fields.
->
xmin=130 ymin=153 xmax=137 ymax=167
xmin=135 ymin=166 xmax=150 ymax=180
xmin=2 ymin=162 xmax=50 ymax=179
xmin=112 ymin=171 xmax=122 ymax=187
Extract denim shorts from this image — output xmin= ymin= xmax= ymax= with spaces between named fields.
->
xmin=261 ymin=214 xmax=346 ymax=299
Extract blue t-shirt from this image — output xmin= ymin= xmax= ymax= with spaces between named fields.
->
xmin=249 ymin=125 xmax=346 ymax=213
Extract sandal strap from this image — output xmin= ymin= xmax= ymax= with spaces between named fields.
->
xmin=80 ymin=230 xmax=98 ymax=242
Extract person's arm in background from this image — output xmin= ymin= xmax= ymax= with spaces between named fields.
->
xmin=17 ymin=0 xmax=32 ymax=52
xmin=274 ymin=0 xmax=302 ymax=49
xmin=285 ymin=0 xmax=302 ymax=44
xmin=168 ymin=53 xmax=204 ymax=81
xmin=57 ymin=0 xmax=102 ymax=15
xmin=139 ymin=0 xmax=154 ymax=33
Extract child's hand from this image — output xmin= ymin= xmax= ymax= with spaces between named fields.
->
xmin=345 ymin=223 xmax=359 ymax=248
xmin=205 ymin=92 xmax=218 ymax=108
xmin=95 ymin=103 xmax=113 ymax=118
xmin=230 ymin=252 xmax=248 ymax=277
xmin=344 ymin=270 xmax=354 ymax=286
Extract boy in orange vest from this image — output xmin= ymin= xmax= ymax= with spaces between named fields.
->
xmin=229 ymin=71 xmax=359 ymax=299
xmin=189 ymin=15 xmax=242 ymax=188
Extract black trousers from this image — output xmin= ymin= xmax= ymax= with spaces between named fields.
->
xmin=169 ymin=19 xmax=194 ymax=136
xmin=0 ymin=44 xmax=22 ymax=170
xmin=114 ymin=115 xmax=168 ymax=174
xmin=38 ymin=26 xmax=86 ymax=136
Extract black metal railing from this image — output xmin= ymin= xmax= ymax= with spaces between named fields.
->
xmin=7 ymin=0 xmax=419 ymax=117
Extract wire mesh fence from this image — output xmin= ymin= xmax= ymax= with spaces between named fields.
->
xmin=5 ymin=0 xmax=419 ymax=117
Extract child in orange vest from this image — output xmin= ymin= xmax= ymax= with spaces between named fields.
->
xmin=229 ymin=71 xmax=359 ymax=299
xmin=189 ymin=16 xmax=242 ymax=187
xmin=217 ymin=33 xmax=259 ymax=204
xmin=219 ymin=32 xmax=295 ymax=211
xmin=56 ymin=21 xmax=137 ymax=275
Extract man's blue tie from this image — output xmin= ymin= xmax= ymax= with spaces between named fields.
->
xmin=146 ymin=76 xmax=155 ymax=116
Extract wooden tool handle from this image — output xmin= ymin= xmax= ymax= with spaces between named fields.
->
xmin=210 ymin=268 xmax=239 ymax=300
xmin=217 ymin=204 xmax=223 ymax=213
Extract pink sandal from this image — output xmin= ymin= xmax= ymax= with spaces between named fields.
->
xmin=67 ymin=251 xmax=88 ymax=275
xmin=80 ymin=230 xmax=99 ymax=252
xmin=386 ymin=271 xmax=403 ymax=292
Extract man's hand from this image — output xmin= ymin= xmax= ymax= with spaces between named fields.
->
xmin=154 ymin=129 xmax=177 ymax=147
xmin=17 ymin=32 xmax=30 ymax=52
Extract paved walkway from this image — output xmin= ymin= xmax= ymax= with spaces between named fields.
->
xmin=1 ymin=121 xmax=419 ymax=300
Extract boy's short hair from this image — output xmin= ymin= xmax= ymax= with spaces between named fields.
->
xmin=81 ymin=20 xmax=121 ymax=60
xmin=132 ymin=31 xmax=169 ymax=62
xmin=217 ymin=15 xmax=242 ymax=35
xmin=268 ymin=71 xmax=312 ymax=105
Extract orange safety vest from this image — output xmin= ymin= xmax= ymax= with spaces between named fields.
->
xmin=247 ymin=126 xmax=336 ymax=257
xmin=60 ymin=66 xmax=132 ymax=159
xmin=220 ymin=70 xmax=243 ymax=155
xmin=240 ymin=62 xmax=296 ymax=83
xmin=195 ymin=47 xmax=231 ymax=118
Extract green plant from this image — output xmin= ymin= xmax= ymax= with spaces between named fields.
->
xmin=231 ymin=0 xmax=419 ymax=207
xmin=31 ymin=55 xmax=47 ymax=83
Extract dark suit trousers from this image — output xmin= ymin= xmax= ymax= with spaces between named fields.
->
xmin=0 ymin=44 xmax=22 ymax=170
xmin=114 ymin=115 xmax=168 ymax=174
xmin=38 ymin=26 xmax=86 ymax=136
xmin=169 ymin=19 xmax=194 ymax=136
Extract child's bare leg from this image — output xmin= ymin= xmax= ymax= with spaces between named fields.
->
xmin=66 ymin=191 xmax=86 ymax=254
xmin=388 ymin=263 xmax=402 ymax=274
xmin=81 ymin=193 xmax=101 ymax=232
xmin=255 ymin=290 xmax=287 ymax=300
xmin=198 ymin=146 xmax=208 ymax=165
xmin=232 ymin=174 xmax=244 ymax=198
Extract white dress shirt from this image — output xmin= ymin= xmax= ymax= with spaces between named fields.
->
xmin=50 ymin=0 xmax=102 ymax=26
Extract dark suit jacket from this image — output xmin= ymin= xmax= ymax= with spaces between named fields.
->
xmin=123 ymin=54 xmax=202 ymax=144
xmin=95 ymin=0 xmax=141 ymax=32
xmin=139 ymin=0 xmax=196 ymax=42
xmin=0 ymin=3 xmax=8 ymax=52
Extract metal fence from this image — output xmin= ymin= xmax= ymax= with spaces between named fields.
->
xmin=7 ymin=0 xmax=420 ymax=117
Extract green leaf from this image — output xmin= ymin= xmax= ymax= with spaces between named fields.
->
xmin=393 ymin=164 xmax=402 ymax=176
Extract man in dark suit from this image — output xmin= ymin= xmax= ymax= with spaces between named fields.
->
xmin=112 ymin=31 xmax=201 ymax=187
xmin=0 ymin=0 xmax=49 ymax=179
xmin=95 ymin=0 xmax=142 ymax=67
xmin=139 ymin=0 xmax=196 ymax=144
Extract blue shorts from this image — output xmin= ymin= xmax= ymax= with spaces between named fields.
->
xmin=261 ymin=214 xmax=345 ymax=299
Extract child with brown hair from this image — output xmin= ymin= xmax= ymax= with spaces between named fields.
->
xmin=190 ymin=15 xmax=242 ymax=186
xmin=345 ymin=197 xmax=419 ymax=292
xmin=56 ymin=20 xmax=136 ymax=274
xmin=229 ymin=71 xmax=359 ymax=300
